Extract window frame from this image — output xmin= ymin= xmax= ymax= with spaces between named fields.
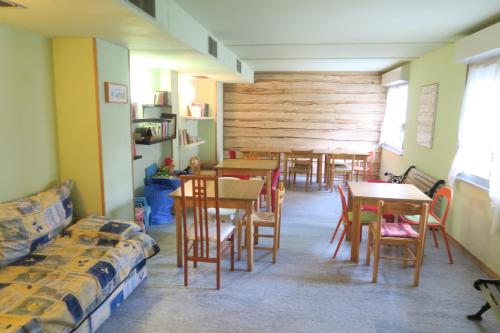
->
xmin=379 ymin=83 xmax=409 ymax=155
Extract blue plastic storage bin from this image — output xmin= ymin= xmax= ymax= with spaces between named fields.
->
xmin=144 ymin=184 xmax=175 ymax=225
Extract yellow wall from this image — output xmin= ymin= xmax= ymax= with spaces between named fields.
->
xmin=380 ymin=44 xmax=500 ymax=275
xmin=0 ymin=24 xmax=59 ymax=202
xmin=52 ymin=38 xmax=104 ymax=217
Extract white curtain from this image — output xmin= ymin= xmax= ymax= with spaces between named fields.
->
xmin=448 ymin=56 xmax=500 ymax=234
xmin=379 ymin=84 xmax=408 ymax=150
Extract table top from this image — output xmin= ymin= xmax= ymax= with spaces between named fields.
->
xmin=170 ymin=179 xmax=264 ymax=200
xmin=240 ymin=147 xmax=369 ymax=156
xmin=215 ymin=159 xmax=278 ymax=170
xmin=347 ymin=182 xmax=432 ymax=202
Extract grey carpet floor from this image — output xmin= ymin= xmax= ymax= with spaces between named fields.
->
xmin=98 ymin=183 xmax=499 ymax=333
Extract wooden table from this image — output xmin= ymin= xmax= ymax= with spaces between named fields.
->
xmin=347 ymin=182 xmax=432 ymax=262
xmin=325 ymin=152 xmax=370 ymax=189
xmin=170 ymin=178 xmax=264 ymax=272
xmin=215 ymin=159 xmax=278 ymax=212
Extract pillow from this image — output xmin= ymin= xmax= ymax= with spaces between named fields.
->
xmin=0 ymin=179 xmax=73 ymax=266
xmin=64 ymin=215 xmax=142 ymax=241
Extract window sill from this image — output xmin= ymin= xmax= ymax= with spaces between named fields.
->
xmin=456 ymin=173 xmax=490 ymax=191
xmin=381 ymin=144 xmax=403 ymax=156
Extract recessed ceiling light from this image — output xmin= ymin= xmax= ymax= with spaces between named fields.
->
xmin=0 ymin=0 xmax=25 ymax=8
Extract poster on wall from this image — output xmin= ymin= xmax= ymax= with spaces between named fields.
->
xmin=416 ymin=83 xmax=439 ymax=148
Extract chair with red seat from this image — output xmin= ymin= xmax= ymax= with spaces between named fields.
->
xmin=366 ymin=200 xmax=429 ymax=287
xmin=399 ymin=186 xmax=454 ymax=264
xmin=353 ymin=150 xmax=376 ymax=181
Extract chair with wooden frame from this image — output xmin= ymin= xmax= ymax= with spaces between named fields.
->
xmin=399 ymin=186 xmax=454 ymax=264
xmin=328 ymin=153 xmax=355 ymax=191
xmin=242 ymin=151 xmax=279 ymax=160
xmin=179 ymin=175 xmax=235 ymax=290
xmin=331 ymin=184 xmax=377 ymax=259
xmin=288 ymin=150 xmax=313 ymax=191
xmin=238 ymin=182 xmax=285 ymax=263
xmin=353 ymin=150 xmax=375 ymax=181
xmin=366 ymin=200 xmax=429 ymax=287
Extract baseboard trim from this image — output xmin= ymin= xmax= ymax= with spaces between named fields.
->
xmin=447 ymin=234 xmax=499 ymax=278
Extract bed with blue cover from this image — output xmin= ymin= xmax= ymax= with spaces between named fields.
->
xmin=0 ymin=180 xmax=159 ymax=333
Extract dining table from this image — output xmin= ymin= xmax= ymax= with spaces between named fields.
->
xmin=239 ymin=147 xmax=371 ymax=189
xmin=214 ymin=159 xmax=278 ymax=212
xmin=170 ymin=178 xmax=264 ymax=272
xmin=347 ymin=181 xmax=432 ymax=262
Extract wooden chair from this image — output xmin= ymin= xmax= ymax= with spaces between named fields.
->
xmin=288 ymin=150 xmax=313 ymax=191
xmin=207 ymin=177 xmax=240 ymax=223
xmin=179 ymin=175 xmax=235 ymax=290
xmin=353 ymin=151 xmax=375 ymax=181
xmin=328 ymin=153 xmax=355 ymax=191
xmin=400 ymin=186 xmax=454 ymax=264
xmin=331 ymin=185 xmax=377 ymax=259
xmin=238 ymin=182 xmax=285 ymax=263
xmin=366 ymin=200 xmax=429 ymax=287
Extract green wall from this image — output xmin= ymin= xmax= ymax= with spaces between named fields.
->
xmin=96 ymin=39 xmax=135 ymax=219
xmin=0 ymin=24 xmax=59 ymax=202
xmin=380 ymin=44 xmax=500 ymax=275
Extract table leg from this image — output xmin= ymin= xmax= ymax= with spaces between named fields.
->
xmin=174 ymin=199 xmax=183 ymax=267
xmin=363 ymin=156 xmax=367 ymax=181
xmin=283 ymin=154 xmax=289 ymax=186
xmin=246 ymin=201 xmax=254 ymax=272
xmin=266 ymin=170 xmax=272 ymax=212
xmin=350 ymin=198 xmax=361 ymax=262
xmin=318 ymin=154 xmax=323 ymax=190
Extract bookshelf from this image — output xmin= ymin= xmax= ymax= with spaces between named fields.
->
xmin=180 ymin=140 xmax=206 ymax=149
xmin=181 ymin=116 xmax=214 ymax=121
xmin=132 ymin=114 xmax=177 ymax=145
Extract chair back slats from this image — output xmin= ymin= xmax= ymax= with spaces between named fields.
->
xmin=274 ymin=182 xmax=286 ymax=222
xmin=180 ymin=175 xmax=221 ymax=260
xmin=376 ymin=200 xmax=429 ymax=237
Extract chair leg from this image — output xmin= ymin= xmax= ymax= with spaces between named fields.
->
xmin=237 ymin=222 xmax=242 ymax=261
xmin=272 ymin=227 xmax=278 ymax=264
xmin=254 ymin=226 xmax=259 ymax=245
xmin=332 ymin=225 xmax=347 ymax=259
xmin=365 ymin=227 xmax=372 ymax=266
xmin=330 ymin=216 xmax=343 ymax=244
xmin=431 ymin=228 xmax=439 ymax=248
xmin=413 ymin=240 xmax=424 ymax=287
xmin=440 ymin=227 xmax=454 ymax=264
xmin=184 ymin=243 xmax=189 ymax=287
xmin=372 ymin=238 xmax=380 ymax=283
xmin=403 ymin=245 xmax=408 ymax=268
xmin=216 ymin=260 xmax=221 ymax=290
xmin=230 ymin=234 xmax=235 ymax=271
xmin=277 ymin=215 xmax=282 ymax=249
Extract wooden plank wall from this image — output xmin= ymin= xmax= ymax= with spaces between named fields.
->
xmin=223 ymin=72 xmax=387 ymax=176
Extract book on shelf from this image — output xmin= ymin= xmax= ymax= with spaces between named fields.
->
xmin=154 ymin=91 xmax=171 ymax=106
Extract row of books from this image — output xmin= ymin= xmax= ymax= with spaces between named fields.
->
xmin=154 ymin=91 xmax=172 ymax=106
xmin=134 ymin=121 xmax=174 ymax=144
xmin=179 ymin=129 xmax=203 ymax=146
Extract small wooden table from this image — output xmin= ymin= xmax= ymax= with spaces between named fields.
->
xmin=215 ymin=159 xmax=278 ymax=212
xmin=170 ymin=178 xmax=264 ymax=272
xmin=347 ymin=182 xmax=432 ymax=262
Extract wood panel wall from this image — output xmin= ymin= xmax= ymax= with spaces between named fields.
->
xmin=223 ymin=72 xmax=387 ymax=176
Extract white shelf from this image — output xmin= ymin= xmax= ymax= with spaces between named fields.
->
xmin=180 ymin=140 xmax=206 ymax=148
xmin=181 ymin=116 xmax=214 ymax=120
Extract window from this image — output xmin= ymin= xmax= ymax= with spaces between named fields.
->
xmin=379 ymin=84 xmax=408 ymax=153
xmin=452 ymin=56 xmax=500 ymax=186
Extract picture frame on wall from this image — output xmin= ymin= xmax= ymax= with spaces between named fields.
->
xmin=104 ymin=82 xmax=128 ymax=103
xmin=416 ymin=83 xmax=439 ymax=148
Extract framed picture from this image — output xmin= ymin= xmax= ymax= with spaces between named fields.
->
xmin=416 ymin=83 xmax=439 ymax=148
xmin=104 ymin=82 xmax=128 ymax=103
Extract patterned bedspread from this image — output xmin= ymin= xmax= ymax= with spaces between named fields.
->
xmin=0 ymin=216 xmax=159 ymax=333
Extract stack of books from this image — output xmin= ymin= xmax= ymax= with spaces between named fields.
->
xmin=154 ymin=91 xmax=171 ymax=106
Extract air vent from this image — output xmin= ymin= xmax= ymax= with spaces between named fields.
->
xmin=236 ymin=59 xmax=242 ymax=74
xmin=128 ymin=0 xmax=155 ymax=18
xmin=208 ymin=36 xmax=218 ymax=58
xmin=0 ymin=0 xmax=25 ymax=8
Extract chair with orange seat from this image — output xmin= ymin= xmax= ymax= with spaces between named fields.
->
xmin=330 ymin=185 xmax=377 ymax=259
xmin=399 ymin=186 xmax=454 ymax=264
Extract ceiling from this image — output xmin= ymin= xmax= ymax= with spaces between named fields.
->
xmin=175 ymin=0 xmax=500 ymax=72
xmin=0 ymin=0 xmax=247 ymax=82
